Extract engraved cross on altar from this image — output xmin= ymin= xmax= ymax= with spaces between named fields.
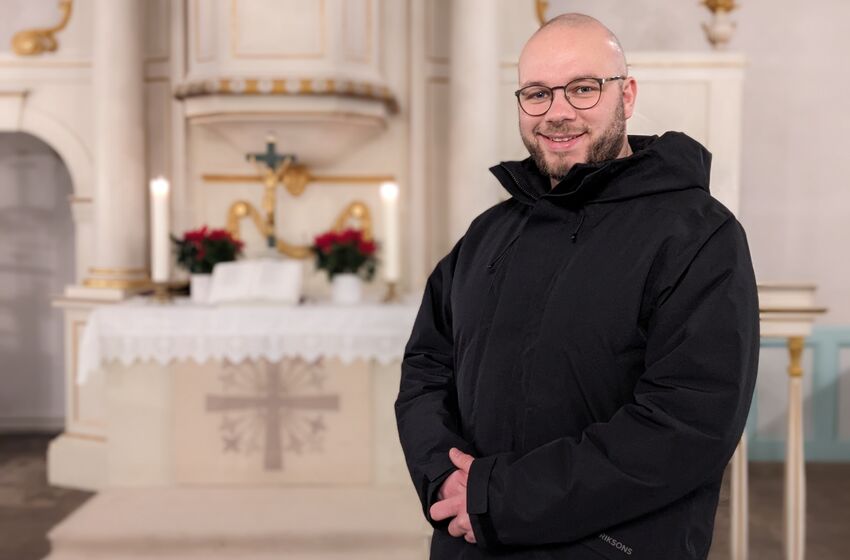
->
xmin=205 ymin=360 xmax=339 ymax=470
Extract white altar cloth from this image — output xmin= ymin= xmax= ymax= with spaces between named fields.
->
xmin=77 ymin=296 xmax=420 ymax=384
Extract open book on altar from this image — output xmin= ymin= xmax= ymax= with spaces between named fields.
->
xmin=207 ymin=258 xmax=303 ymax=304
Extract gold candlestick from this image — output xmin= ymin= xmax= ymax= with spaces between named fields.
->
xmin=152 ymin=281 xmax=172 ymax=303
xmin=382 ymin=281 xmax=399 ymax=303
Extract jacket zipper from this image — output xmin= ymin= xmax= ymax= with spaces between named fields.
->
xmin=502 ymin=164 xmax=537 ymax=201
xmin=487 ymin=234 xmax=520 ymax=271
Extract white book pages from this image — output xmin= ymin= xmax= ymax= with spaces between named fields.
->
xmin=208 ymin=258 xmax=303 ymax=304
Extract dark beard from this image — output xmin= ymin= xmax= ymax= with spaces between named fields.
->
xmin=523 ymin=99 xmax=627 ymax=182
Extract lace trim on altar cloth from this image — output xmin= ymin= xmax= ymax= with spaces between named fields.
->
xmin=77 ymin=299 xmax=419 ymax=384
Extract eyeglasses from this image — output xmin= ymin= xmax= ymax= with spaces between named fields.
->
xmin=515 ymin=76 xmax=626 ymax=116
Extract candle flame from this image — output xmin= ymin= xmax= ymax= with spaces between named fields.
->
xmin=150 ymin=177 xmax=170 ymax=196
xmin=380 ymin=181 xmax=398 ymax=200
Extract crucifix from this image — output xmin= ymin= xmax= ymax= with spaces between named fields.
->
xmin=245 ymin=134 xmax=298 ymax=249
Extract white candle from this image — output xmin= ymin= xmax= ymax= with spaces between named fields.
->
xmin=380 ymin=181 xmax=400 ymax=282
xmin=149 ymin=177 xmax=170 ymax=283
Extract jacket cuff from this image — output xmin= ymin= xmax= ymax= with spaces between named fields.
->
xmin=421 ymin=454 xmax=458 ymax=529
xmin=467 ymin=455 xmax=502 ymax=549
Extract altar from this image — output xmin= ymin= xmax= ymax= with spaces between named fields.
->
xmin=46 ymin=297 xmax=430 ymax=558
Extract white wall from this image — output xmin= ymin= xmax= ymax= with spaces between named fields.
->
xmin=545 ymin=0 xmax=850 ymax=324
xmin=0 ymin=132 xmax=74 ymax=431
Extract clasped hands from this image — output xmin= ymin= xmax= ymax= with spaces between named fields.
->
xmin=429 ymin=447 xmax=477 ymax=544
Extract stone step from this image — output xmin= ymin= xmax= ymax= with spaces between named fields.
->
xmin=46 ymin=486 xmax=431 ymax=560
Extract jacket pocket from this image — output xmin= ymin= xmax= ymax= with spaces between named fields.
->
xmin=577 ymin=486 xmax=715 ymax=560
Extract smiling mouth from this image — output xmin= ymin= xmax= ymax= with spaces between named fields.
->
xmin=540 ymin=132 xmax=585 ymax=143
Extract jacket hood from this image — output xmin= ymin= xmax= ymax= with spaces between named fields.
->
xmin=490 ymin=131 xmax=712 ymax=207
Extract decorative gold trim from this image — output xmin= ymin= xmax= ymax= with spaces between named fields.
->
xmin=759 ymin=307 xmax=828 ymax=314
xmin=331 ymin=201 xmax=374 ymax=240
xmin=174 ymin=76 xmax=398 ymax=114
xmin=787 ymin=336 xmax=804 ymax=378
xmin=204 ymin=172 xmax=395 ymax=187
xmin=11 ymin=0 xmax=73 ymax=57
xmin=82 ymin=277 xmax=153 ymax=290
xmin=535 ymin=0 xmax=549 ymax=26
xmin=703 ymin=0 xmax=738 ymax=13
xmin=89 ymin=267 xmax=148 ymax=276
xmin=230 ymin=0 xmax=326 ymax=59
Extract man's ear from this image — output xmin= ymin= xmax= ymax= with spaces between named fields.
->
xmin=622 ymin=76 xmax=637 ymax=120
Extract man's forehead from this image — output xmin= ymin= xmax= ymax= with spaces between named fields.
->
xmin=518 ymin=50 xmax=611 ymax=86
xmin=518 ymin=30 xmax=621 ymax=85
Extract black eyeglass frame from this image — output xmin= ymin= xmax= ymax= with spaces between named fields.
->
xmin=514 ymin=75 xmax=627 ymax=116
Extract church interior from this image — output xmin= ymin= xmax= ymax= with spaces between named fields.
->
xmin=1 ymin=0 xmax=848 ymax=559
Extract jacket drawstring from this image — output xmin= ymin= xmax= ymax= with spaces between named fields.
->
xmin=570 ymin=209 xmax=586 ymax=243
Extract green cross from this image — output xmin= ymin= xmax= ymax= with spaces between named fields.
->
xmin=246 ymin=136 xmax=297 ymax=171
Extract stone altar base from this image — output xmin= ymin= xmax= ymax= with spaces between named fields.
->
xmin=46 ymin=487 xmax=430 ymax=560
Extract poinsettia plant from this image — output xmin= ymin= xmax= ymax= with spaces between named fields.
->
xmin=171 ymin=226 xmax=244 ymax=274
xmin=311 ymin=228 xmax=377 ymax=281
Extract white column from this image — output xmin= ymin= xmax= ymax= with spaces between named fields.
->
xmin=446 ymin=0 xmax=500 ymax=244
xmin=730 ymin=436 xmax=749 ymax=560
xmin=84 ymin=0 xmax=149 ymax=292
xmin=784 ymin=336 xmax=806 ymax=560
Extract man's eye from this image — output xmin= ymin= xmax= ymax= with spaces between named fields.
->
xmin=523 ymin=89 xmax=551 ymax=101
xmin=570 ymin=83 xmax=600 ymax=96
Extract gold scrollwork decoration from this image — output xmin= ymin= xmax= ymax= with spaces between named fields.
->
xmin=535 ymin=0 xmax=549 ymax=26
xmin=11 ymin=0 xmax=73 ymax=57
xmin=226 ymin=198 xmax=375 ymax=260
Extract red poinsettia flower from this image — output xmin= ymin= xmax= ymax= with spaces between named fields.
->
xmin=357 ymin=239 xmax=376 ymax=255
xmin=310 ymin=227 xmax=378 ymax=281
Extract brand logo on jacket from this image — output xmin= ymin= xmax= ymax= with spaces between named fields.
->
xmin=598 ymin=533 xmax=633 ymax=556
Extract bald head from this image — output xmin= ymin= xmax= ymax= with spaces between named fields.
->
xmin=520 ymin=13 xmax=628 ymax=82
xmin=515 ymin=13 xmax=637 ymax=184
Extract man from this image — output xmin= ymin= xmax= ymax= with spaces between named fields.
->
xmin=395 ymin=13 xmax=759 ymax=560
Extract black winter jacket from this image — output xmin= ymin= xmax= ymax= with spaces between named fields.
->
xmin=395 ymin=132 xmax=759 ymax=559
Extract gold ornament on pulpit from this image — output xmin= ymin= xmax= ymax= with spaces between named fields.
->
xmin=535 ymin=0 xmax=549 ymax=27
xmin=701 ymin=0 xmax=739 ymax=49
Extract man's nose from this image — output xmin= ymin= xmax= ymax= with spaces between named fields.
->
xmin=546 ymin=90 xmax=577 ymax=121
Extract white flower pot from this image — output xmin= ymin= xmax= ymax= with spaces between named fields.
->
xmin=190 ymin=273 xmax=212 ymax=304
xmin=331 ymin=273 xmax=362 ymax=304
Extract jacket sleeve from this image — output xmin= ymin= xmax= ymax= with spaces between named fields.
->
xmin=395 ymin=236 xmax=475 ymax=529
xmin=466 ymin=216 xmax=760 ymax=549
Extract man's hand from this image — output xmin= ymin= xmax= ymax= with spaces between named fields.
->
xmin=429 ymin=448 xmax=477 ymax=543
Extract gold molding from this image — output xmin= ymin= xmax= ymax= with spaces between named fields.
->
xmin=535 ymin=0 xmax=549 ymax=27
xmin=11 ymin=0 xmax=73 ymax=57
xmin=174 ymin=77 xmax=398 ymax=114
xmin=82 ymin=277 xmax=153 ymax=290
xmin=759 ymin=307 xmax=828 ymax=314
xmin=89 ymin=267 xmax=148 ymax=276
xmin=230 ymin=0 xmax=326 ymax=60
xmin=204 ymin=172 xmax=395 ymax=187
xmin=703 ymin=0 xmax=738 ymax=13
